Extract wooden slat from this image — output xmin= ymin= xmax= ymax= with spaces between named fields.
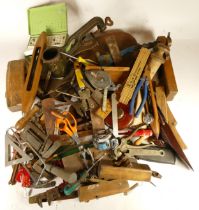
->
xmin=78 ymin=180 xmax=129 ymax=202
xmin=162 ymin=58 xmax=178 ymax=101
xmin=167 ymin=103 xmax=187 ymax=150
xmin=6 ymin=59 xmax=25 ymax=111
xmin=99 ymin=164 xmax=152 ymax=181
xmin=85 ymin=66 xmax=130 ymax=84
xmin=156 ymin=86 xmax=168 ymax=123
xmin=167 ymin=103 xmax=177 ymax=126
xmin=168 ymin=124 xmax=187 ymax=150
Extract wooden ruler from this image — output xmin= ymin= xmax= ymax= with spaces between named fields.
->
xmin=119 ymin=48 xmax=151 ymax=105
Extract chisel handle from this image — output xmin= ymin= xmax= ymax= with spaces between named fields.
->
xmin=15 ymin=104 xmax=40 ymax=130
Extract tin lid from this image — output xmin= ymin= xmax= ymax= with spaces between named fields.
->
xmin=28 ymin=3 xmax=68 ymax=36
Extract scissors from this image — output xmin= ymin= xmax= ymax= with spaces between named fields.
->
xmin=51 ymin=110 xmax=79 ymax=144
xmin=51 ymin=110 xmax=90 ymax=168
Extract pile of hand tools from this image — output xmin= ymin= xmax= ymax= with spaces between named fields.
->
xmin=5 ymin=4 xmax=192 ymax=207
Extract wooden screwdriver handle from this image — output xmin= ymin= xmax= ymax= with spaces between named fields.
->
xmin=15 ymin=104 xmax=40 ymax=130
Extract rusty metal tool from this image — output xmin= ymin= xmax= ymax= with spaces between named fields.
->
xmin=42 ymin=98 xmax=57 ymax=135
xmin=63 ymin=97 xmax=85 ymax=118
xmin=105 ymin=35 xmax=122 ymax=64
xmin=5 ymin=131 xmax=34 ymax=167
xmin=114 ymin=131 xmax=155 ymax=158
xmin=65 ymin=17 xmax=106 ymax=55
xmin=78 ymin=88 xmax=96 ymax=111
xmin=20 ymin=121 xmax=46 ymax=152
xmin=29 ymin=185 xmax=77 ymax=207
xmin=84 ymin=70 xmax=112 ymax=112
xmin=136 ymin=147 xmax=176 ymax=164
xmin=85 ymin=70 xmax=111 ymax=90
xmin=42 ymin=47 xmax=67 ymax=79
xmin=124 ymin=147 xmax=165 ymax=158
xmin=84 ymin=70 xmax=112 ymax=113
xmin=115 ymin=139 xmax=164 ymax=159
xmin=45 ymin=163 xmax=77 ymax=183
xmin=22 ymin=32 xmax=47 ymax=113
xmin=82 ymin=79 xmax=103 ymax=106
xmin=8 ymin=163 xmax=20 ymax=185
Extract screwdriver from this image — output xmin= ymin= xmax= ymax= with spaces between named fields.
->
xmin=63 ymin=154 xmax=105 ymax=195
xmin=60 ymin=52 xmax=96 ymax=65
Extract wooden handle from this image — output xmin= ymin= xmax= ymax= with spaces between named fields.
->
xmin=85 ymin=66 xmax=130 ymax=72
xmin=149 ymin=80 xmax=160 ymax=139
xmin=134 ymin=136 xmax=146 ymax=146
xmin=15 ymin=104 xmax=40 ymax=130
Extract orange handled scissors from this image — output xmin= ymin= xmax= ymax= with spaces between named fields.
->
xmin=51 ymin=110 xmax=79 ymax=144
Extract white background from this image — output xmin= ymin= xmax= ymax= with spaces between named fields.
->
xmin=0 ymin=0 xmax=199 ymax=210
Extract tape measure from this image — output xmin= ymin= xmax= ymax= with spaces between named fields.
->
xmin=119 ymin=48 xmax=151 ymax=105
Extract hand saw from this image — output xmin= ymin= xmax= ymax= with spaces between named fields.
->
xmin=158 ymin=107 xmax=193 ymax=170
xmin=22 ymin=32 xmax=47 ymax=113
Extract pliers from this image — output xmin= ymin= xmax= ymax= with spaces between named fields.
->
xmin=129 ymin=77 xmax=149 ymax=117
